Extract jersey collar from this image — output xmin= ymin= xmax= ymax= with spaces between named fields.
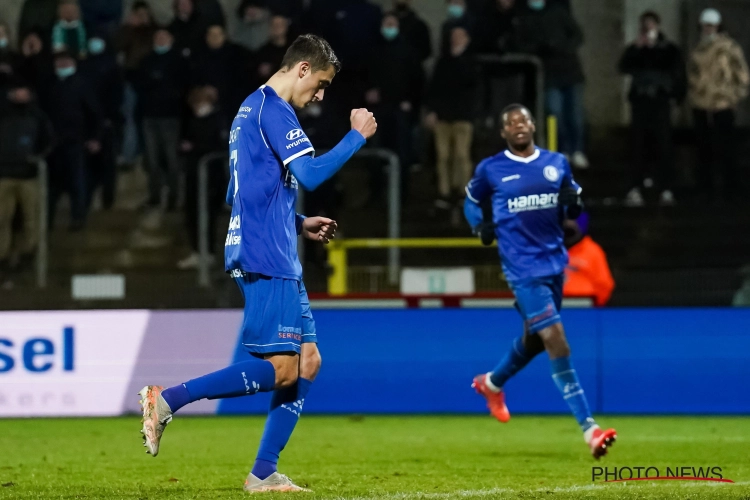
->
xmin=504 ymin=148 xmax=540 ymax=163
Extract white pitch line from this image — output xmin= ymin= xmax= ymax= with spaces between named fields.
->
xmin=333 ymin=480 xmax=750 ymax=500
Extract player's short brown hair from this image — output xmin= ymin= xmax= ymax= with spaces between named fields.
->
xmin=280 ymin=34 xmax=341 ymax=74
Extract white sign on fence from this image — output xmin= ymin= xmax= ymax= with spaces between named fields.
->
xmin=400 ymin=268 xmax=475 ymax=295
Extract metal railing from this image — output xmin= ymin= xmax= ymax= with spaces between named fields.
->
xmin=36 ymin=159 xmax=48 ymax=288
xmin=197 ymin=152 xmax=229 ymax=287
xmin=197 ymin=148 xmax=401 ymax=288
xmin=326 ymin=238 xmax=496 ymax=295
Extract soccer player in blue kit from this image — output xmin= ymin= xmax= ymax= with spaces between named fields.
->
xmin=465 ymin=104 xmax=617 ymax=459
xmin=137 ymin=35 xmax=377 ymax=492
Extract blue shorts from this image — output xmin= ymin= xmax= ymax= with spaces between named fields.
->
xmin=234 ymin=273 xmax=317 ymax=356
xmin=509 ymin=274 xmax=563 ymax=334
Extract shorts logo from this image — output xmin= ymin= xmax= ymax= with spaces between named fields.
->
xmin=543 ymin=166 xmax=559 ymax=182
xmin=286 ymin=129 xmax=304 ymax=140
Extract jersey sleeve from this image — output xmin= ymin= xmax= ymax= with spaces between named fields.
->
xmin=260 ymin=94 xmax=315 ymax=166
xmin=465 ymin=160 xmax=491 ymax=204
xmin=561 ymin=157 xmax=582 ymax=194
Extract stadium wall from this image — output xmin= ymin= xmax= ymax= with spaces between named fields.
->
xmin=1 ymin=308 xmax=748 ymax=417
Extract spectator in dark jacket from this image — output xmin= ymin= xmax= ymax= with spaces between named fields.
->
xmin=191 ymin=25 xmax=252 ymax=113
xmin=478 ymin=0 xmax=518 ymax=54
xmin=177 ymin=86 xmax=228 ymax=270
xmin=426 ymin=27 xmax=479 ymax=208
xmin=0 ymin=86 xmax=54 ymax=278
xmin=440 ymin=0 xmax=478 ymax=56
xmin=253 ymin=16 xmax=292 ymax=87
xmin=116 ymin=1 xmax=156 ymax=167
xmin=619 ymin=11 xmax=686 ymax=207
xmin=0 ymin=23 xmax=23 ymax=90
xmin=366 ymin=12 xmax=424 ymax=200
xmin=41 ymin=51 xmax=102 ymax=230
xmin=515 ymin=0 xmax=588 ymax=168
xmin=52 ymin=0 xmax=88 ymax=59
xmin=233 ymin=0 xmax=271 ymax=52
xmin=195 ymin=0 xmax=226 ymax=28
xmin=169 ymin=0 xmax=207 ymax=57
xmin=136 ymin=29 xmax=189 ymax=209
xmin=18 ymin=31 xmax=53 ymax=92
xmin=18 ymin=0 xmax=58 ymax=44
xmin=80 ymin=33 xmax=123 ymax=210
xmin=392 ymin=0 xmax=432 ymax=63
xmin=79 ymin=0 xmax=123 ymax=39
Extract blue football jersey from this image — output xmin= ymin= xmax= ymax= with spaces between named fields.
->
xmin=465 ymin=148 xmax=581 ymax=282
xmin=224 ymin=85 xmax=315 ymax=280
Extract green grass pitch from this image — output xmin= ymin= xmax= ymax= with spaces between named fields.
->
xmin=1 ymin=415 xmax=749 ymax=499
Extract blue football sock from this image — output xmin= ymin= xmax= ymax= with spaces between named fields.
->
xmin=162 ymin=359 xmax=276 ymax=413
xmin=252 ymin=378 xmax=313 ymax=480
xmin=550 ymin=357 xmax=596 ymax=431
xmin=489 ymin=336 xmax=537 ymax=389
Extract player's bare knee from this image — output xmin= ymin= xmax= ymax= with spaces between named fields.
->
xmin=538 ymin=324 xmax=570 ymax=358
xmin=300 ymin=347 xmax=322 ymax=381
xmin=266 ymin=354 xmax=300 ymax=388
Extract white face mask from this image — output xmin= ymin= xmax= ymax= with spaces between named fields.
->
xmin=195 ymin=104 xmax=213 ymax=117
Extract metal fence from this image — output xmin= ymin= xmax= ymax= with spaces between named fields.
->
xmin=36 ymin=159 xmax=48 ymax=288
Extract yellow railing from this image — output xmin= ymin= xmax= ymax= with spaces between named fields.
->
xmin=547 ymin=115 xmax=558 ymax=153
xmin=327 ymin=238 xmax=496 ymax=295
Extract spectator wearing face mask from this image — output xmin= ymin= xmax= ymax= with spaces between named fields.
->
xmin=426 ymin=27 xmax=479 ymax=210
xmin=40 ymin=51 xmax=102 ymax=231
xmin=253 ymin=16 xmax=292 ymax=87
xmin=514 ymin=0 xmax=588 ymax=169
xmin=191 ymin=25 xmax=252 ymax=114
xmin=52 ymin=0 xmax=88 ymax=59
xmin=18 ymin=0 xmax=58 ymax=44
xmin=177 ymin=86 xmax=228 ymax=270
xmin=136 ymin=29 xmax=189 ymax=210
xmin=80 ymin=33 xmax=122 ymax=210
xmin=18 ymin=31 xmax=53 ymax=92
xmin=619 ymin=11 xmax=686 ymax=208
xmin=0 ymin=23 xmax=23 ymax=90
xmin=391 ymin=0 xmax=432 ymax=63
xmin=440 ymin=0 xmax=477 ymax=57
xmin=233 ymin=0 xmax=271 ymax=52
xmin=366 ymin=11 xmax=424 ymax=200
xmin=689 ymin=8 xmax=749 ymax=202
xmin=0 ymin=85 xmax=55 ymax=283
xmin=562 ymin=213 xmax=615 ymax=307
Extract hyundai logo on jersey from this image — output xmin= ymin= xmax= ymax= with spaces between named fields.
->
xmin=286 ymin=129 xmax=304 ymax=140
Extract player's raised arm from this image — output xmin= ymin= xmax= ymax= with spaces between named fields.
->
xmin=288 ymin=108 xmax=377 ymax=191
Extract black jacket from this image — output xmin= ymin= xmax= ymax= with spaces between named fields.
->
xmin=0 ymin=49 xmax=24 ymax=89
xmin=514 ymin=3 xmax=585 ymax=88
xmin=367 ymin=36 xmax=424 ymax=109
xmin=40 ymin=72 xmax=102 ymax=142
xmin=619 ymin=34 xmax=686 ymax=104
xmin=426 ymin=52 xmax=480 ymax=122
xmin=181 ymin=109 xmax=228 ymax=157
xmin=136 ymin=49 xmax=189 ymax=118
xmin=80 ymin=50 xmax=124 ymax=122
xmin=192 ymin=42 xmax=253 ymax=112
xmin=0 ymin=99 xmax=55 ymax=179
xmin=395 ymin=7 xmax=432 ymax=63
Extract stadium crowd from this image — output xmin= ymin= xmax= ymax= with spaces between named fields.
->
xmin=0 ymin=0 xmax=747 ymax=277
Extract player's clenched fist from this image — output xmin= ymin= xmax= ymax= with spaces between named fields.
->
xmin=350 ymin=108 xmax=378 ymax=139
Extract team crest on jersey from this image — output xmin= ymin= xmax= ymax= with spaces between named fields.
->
xmin=543 ymin=166 xmax=560 ymax=182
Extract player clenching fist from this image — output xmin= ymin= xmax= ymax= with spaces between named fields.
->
xmin=350 ymin=108 xmax=378 ymax=139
